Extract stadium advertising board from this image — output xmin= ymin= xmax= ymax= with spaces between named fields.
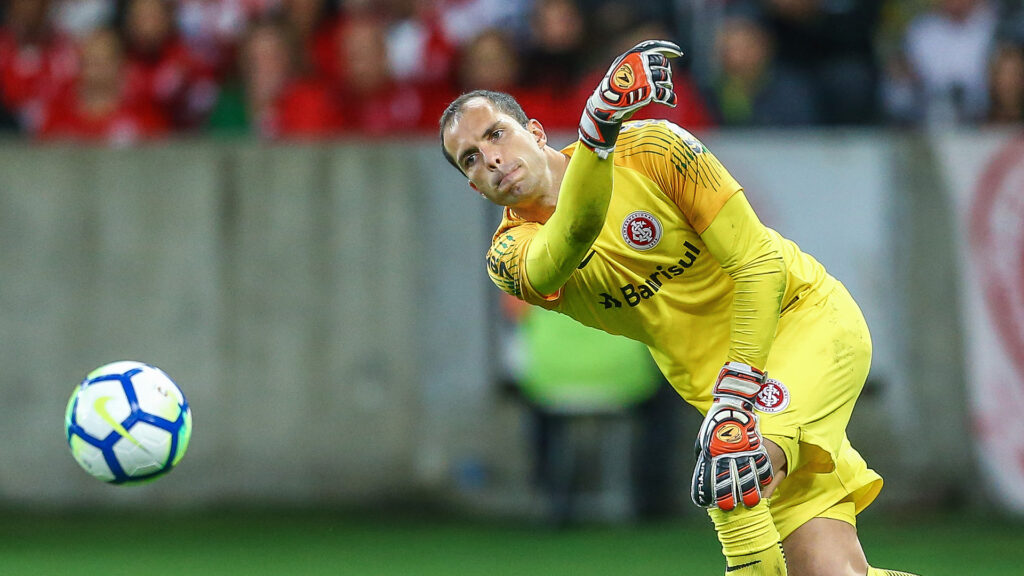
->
xmin=937 ymin=132 xmax=1024 ymax=513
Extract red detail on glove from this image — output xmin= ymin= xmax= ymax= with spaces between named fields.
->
xmin=708 ymin=418 xmax=759 ymax=455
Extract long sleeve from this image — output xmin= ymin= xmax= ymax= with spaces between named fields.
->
xmin=521 ymin=143 xmax=614 ymax=296
xmin=699 ymin=191 xmax=787 ymax=369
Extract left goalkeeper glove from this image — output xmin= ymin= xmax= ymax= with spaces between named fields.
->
xmin=691 ymin=362 xmax=774 ymax=511
xmin=578 ymin=39 xmax=682 ymax=159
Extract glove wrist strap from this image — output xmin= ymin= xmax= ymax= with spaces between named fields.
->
xmin=712 ymin=362 xmax=766 ymax=403
xmin=578 ymin=110 xmax=622 ymax=159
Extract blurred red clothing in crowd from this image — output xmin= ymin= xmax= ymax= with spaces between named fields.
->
xmin=38 ymin=84 xmax=169 ymax=143
xmin=333 ymin=81 xmax=442 ymax=135
xmin=206 ymin=17 xmax=338 ymax=140
xmin=330 ymin=15 xmax=440 ymax=135
xmin=280 ymin=0 xmax=343 ymax=84
xmin=261 ymin=76 xmax=337 ymax=138
xmin=5 ymin=0 xmax=718 ymax=142
xmin=176 ymin=0 xmax=279 ymax=73
xmin=122 ymin=0 xmax=220 ymax=129
xmin=123 ymin=37 xmax=219 ymax=130
xmin=37 ymin=28 xmax=168 ymax=144
xmin=385 ymin=1 xmax=457 ymax=87
xmin=0 ymin=12 xmax=78 ymax=132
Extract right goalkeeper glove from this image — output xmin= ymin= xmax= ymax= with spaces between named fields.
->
xmin=691 ymin=362 xmax=774 ymax=511
xmin=578 ymin=40 xmax=683 ymax=159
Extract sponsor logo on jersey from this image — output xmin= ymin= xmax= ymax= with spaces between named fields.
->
xmin=487 ymin=254 xmax=513 ymax=280
xmin=754 ymin=379 xmax=790 ymax=414
xmin=621 ymin=211 xmax=662 ymax=251
xmin=486 ymin=233 xmax=520 ymax=296
xmin=597 ymin=241 xmax=701 ymax=309
xmin=487 ymin=233 xmax=517 ymax=280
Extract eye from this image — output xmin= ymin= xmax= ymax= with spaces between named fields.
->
xmin=490 ymin=129 xmax=503 ymax=141
xmin=463 ymin=153 xmax=478 ymax=169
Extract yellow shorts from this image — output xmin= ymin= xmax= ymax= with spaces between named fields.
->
xmin=757 ymin=280 xmax=884 ymax=539
xmin=766 ymin=435 xmax=882 ymax=540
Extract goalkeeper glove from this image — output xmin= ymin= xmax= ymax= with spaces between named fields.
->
xmin=691 ymin=362 xmax=774 ymax=511
xmin=578 ymin=39 xmax=682 ymax=159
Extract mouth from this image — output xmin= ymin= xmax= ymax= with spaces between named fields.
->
xmin=496 ymin=163 xmax=522 ymax=192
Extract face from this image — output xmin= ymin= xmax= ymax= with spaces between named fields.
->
xmin=284 ymin=0 xmax=325 ymax=35
xmin=8 ymin=0 xmax=50 ymax=33
xmin=442 ymin=99 xmax=550 ymax=207
xmin=81 ymin=30 xmax=123 ymax=91
xmin=719 ymin=18 xmax=770 ymax=80
xmin=244 ymin=25 xmax=290 ymax=104
xmin=341 ymin=18 xmax=390 ymax=93
xmin=991 ymin=47 xmax=1024 ymax=108
xmin=127 ymin=0 xmax=172 ymax=51
xmin=460 ymin=31 xmax=518 ymax=90
xmin=941 ymin=0 xmax=978 ymax=21
xmin=534 ymin=0 xmax=583 ymax=51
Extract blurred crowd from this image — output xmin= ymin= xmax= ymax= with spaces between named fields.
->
xmin=1 ymin=0 xmax=1023 ymax=144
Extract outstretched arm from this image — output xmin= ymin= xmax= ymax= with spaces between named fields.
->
xmin=523 ymin=146 xmax=612 ymax=295
xmin=524 ymin=40 xmax=683 ymax=296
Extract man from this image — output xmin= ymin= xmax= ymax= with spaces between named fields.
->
xmin=440 ymin=41 xmax=919 ymax=576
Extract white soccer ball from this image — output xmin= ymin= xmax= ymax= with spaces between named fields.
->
xmin=64 ymin=361 xmax=192 ymax=484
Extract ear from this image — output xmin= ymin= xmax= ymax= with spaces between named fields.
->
xmin=528 ymin=119 xmax=547 ymax=148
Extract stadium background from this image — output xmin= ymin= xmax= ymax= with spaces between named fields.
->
xmin=2 ymin=1 xmax=1024 ymax=574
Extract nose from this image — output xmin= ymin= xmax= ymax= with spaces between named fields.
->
xmin=480 ymin=143 xmax=502 ymax=170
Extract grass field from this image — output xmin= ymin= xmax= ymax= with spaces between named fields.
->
xmin=1 ymin=507 xmax=1021 ymax=575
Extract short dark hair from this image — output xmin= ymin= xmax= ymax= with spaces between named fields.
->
xmin=439 ymin=90 xmax=529 ymax=173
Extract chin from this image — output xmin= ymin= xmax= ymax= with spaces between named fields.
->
xmin=509 ymin=181 xmax=533 ymax=198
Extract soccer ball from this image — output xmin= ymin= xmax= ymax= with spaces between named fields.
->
xmin=65 ymin=361 xmax=192 ymax=484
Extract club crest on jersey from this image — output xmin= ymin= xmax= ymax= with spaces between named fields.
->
xmin=754 ymin=379 xmax=790 ymax=414
xmin=621 ymin=211 xmax=662 ymax=251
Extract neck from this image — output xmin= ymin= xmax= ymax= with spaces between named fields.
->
xmin=510 ymin=147 xmax=570 ymax=223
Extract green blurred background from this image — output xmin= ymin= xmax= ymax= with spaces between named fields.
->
xmin=2 ymin=508 xmax=1020 ymax=575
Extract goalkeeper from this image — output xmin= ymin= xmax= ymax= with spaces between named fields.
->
xmin=440 ymin=40 xmax=920 ymax=576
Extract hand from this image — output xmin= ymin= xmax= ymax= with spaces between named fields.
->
xmin=690 ymin=362 xmax=774 ymax=511
xmin=578 ymin=39 xmax=683 ymax=158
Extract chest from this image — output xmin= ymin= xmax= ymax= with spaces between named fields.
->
xmin=565 ymin=168 xmax=730 ymax=313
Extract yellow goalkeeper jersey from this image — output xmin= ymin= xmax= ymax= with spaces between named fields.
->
xmin=486 ymin=120 xmax=837 ymax=411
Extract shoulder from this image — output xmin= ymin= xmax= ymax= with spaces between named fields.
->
xmin=616 ymin=120 xmax=707 ymax=158
xmin=486 ymin=211 xmax=540 ymax=298
xmin=609 ymin=120 xmax=710 ymax=182
xmin=560 ymin=120 xmax=706 ymax=159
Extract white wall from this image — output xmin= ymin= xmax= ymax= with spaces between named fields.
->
xmin=0 ymin=131 xmax=993 ymax=511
